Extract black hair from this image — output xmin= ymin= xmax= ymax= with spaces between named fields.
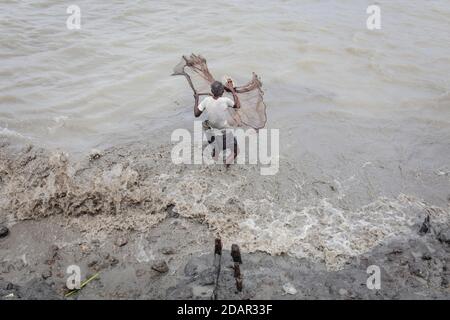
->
xmin=211 ymin=81 xmax=224 ymax=97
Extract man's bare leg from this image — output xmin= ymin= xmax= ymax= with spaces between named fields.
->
xmin=225 ymin=140 xmax=239 ymax=167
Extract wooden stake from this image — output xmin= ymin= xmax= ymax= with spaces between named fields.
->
xmin=231 ymin=244 xmax=243 ymax=292
xmin=215 ymin=238 xmax=223 ymax=256
xmin=234 ymin=262 xmax=241 ymax=278
xmin=212 ymin=238 xmax=222 ymax=300
xmin=235 ymin=277 xmax=243 ymax=292
xmin=231 ymin=244 xmax=242 ymax=264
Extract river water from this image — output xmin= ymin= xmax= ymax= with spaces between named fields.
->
xmin=1 ymin=0 xmax=449 ymax=269
xmin=1 ymin=0 xmax=449 ymax=150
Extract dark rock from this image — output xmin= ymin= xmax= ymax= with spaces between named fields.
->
xmin=49 ymin=244 xmax=59 ymax=256
xmin=41 ymin=270 xmax=52 ymax=280
xmin=6 ymin=282 xmax=15 ymax=290
xmin=0 ymin=225 xmax=9 ymax=238
xmin=421 ymin=253 xmax=432 ymax=261
xmin=419 ymin=215 xmax=430 ymax=235
xmin=89 ymin=150 xmax=102 ymax=161
xmin=88 ymin=260 xmax=98 ymax=268
xmin=151 ymin=260 xmax=169 ymax=274
xmin=166 ymin=204 xmax=179 ymax=218
xmin=110 ymin=257 xmax=119 ymax=266
xmin=161 ymin=247 xmax=175 ymax=255
xmin=115 ymin=237 xmax=128 ymax=247
xmin=437 ymin=228 xmax=450 ymax=245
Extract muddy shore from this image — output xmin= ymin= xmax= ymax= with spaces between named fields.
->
xmin=1 ymin=214 xmax=449 ymax=300
xmin=0 ymin=139 xmax=449 ymax=299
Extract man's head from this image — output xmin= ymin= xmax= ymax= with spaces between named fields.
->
xmin=211 ymin=81 xmax=224 ymax=98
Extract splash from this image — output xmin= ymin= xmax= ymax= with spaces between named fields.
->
xmin=0 ymin=141 xmax=448 ymax=270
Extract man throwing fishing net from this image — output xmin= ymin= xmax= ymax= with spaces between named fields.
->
xmin=194 ymin=79 xmax=241 ymax=166
xmin=172 ymin=54 xmax=267 ymax=166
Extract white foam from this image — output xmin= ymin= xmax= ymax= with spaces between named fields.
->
xmin=0 ymin=127 xmax=25 ymax=139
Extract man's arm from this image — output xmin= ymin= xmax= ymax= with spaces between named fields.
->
xmin=194 ymin=94 xmax=203 ymax=117
xmin=226 ymin=80 xmax=241 ymax=109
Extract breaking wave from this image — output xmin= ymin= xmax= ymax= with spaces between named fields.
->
xmin=1 ymin=140 xmax=448 ymax=270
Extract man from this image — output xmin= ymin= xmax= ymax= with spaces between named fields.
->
xmin=194 ymin=80 xmax=240 ymax=166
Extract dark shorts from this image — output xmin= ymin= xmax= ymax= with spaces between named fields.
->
xmin=203 ymin=120 xmax=237 ymax=151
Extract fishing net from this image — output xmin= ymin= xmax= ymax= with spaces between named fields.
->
xmin=172 ymin=54 xmax=267 ymax=130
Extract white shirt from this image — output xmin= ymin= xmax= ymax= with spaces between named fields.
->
xmin=198 ymin=96 xmax=235 ymax=130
